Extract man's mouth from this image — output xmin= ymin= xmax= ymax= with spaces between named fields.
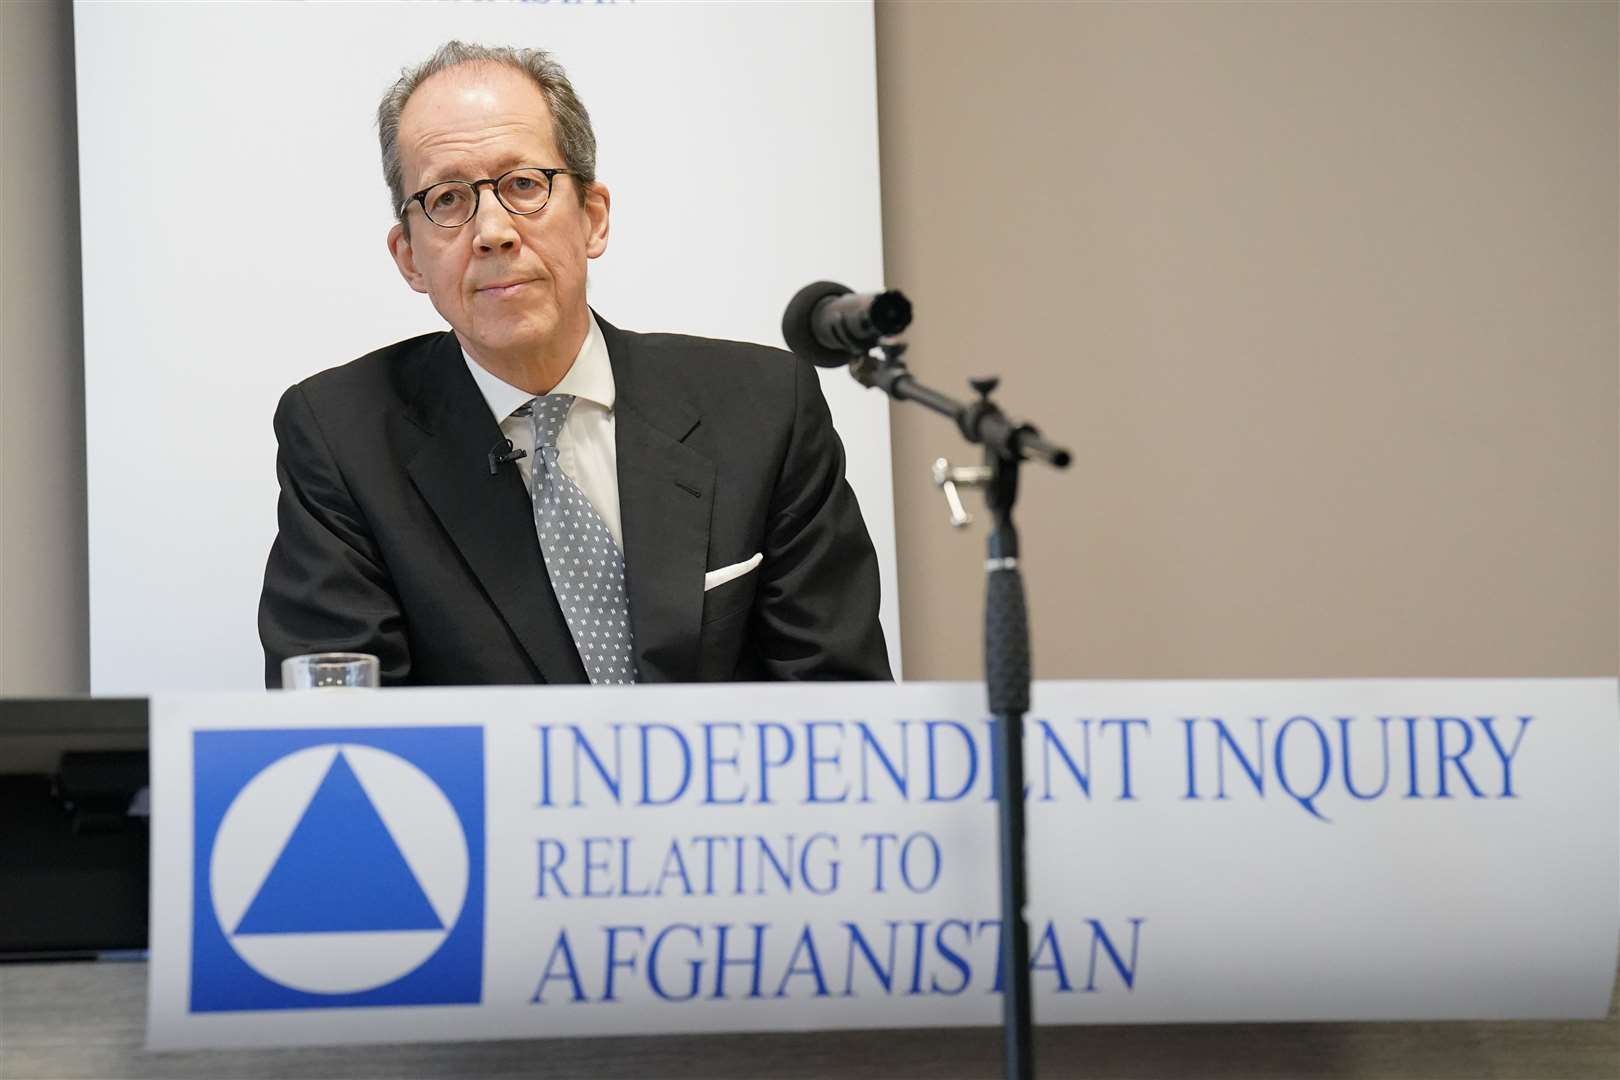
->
xmin=478 ymin=279 xmax=534 ymax=298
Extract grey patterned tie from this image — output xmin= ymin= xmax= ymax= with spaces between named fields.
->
xmin=523 ymin=394 xmax=637 ymax=685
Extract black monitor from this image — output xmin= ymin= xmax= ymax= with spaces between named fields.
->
xmin=0 ymin=698 xmax=149 ymax=960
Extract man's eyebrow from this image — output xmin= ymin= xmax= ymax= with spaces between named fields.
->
xmin=413 ymin=166 xmax=465 ymax=190
xmin=415 ymin=156 xmax=537 ymax=190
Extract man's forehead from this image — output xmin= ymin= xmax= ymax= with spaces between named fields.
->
xmin=399 ymin=64 xmax=557 ymax=181
xmin=405 ymin=63 xmax=546 ymax=118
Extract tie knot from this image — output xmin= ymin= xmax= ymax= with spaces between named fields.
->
xmin=525 ymin=393 xmax=575 ymax=448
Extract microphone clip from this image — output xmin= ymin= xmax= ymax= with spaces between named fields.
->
xmin=487 ymin=439 xmax=528 ymax=476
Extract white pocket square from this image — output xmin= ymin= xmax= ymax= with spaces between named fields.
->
xmin=704 ymin=552 xmax=763 ymax=592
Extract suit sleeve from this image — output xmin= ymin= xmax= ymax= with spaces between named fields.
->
xmin=752 ymin=358 xmax=893 ymax=680
xmin=258 ymin=385 xmax=412 ymax=687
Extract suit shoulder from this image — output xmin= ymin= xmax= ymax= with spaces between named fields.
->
xmin=622 ymin=329 xmax=803 ymax=387
xmin=290 ymin=331 xmax=448 ymax=408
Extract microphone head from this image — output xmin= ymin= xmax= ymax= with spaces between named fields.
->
xmin=867 ymin=290 xmax=913 ymax=338
xmin=782 ymin=280 xmax=857 ymax=369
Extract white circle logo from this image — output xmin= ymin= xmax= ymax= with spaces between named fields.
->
xmin=209 ymin=744 xmax=469 ymax=994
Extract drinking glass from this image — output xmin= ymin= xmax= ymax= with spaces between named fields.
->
xmin=280 ymin=653 xmax=380 ymax=690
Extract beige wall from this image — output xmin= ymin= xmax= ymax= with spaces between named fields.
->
xmin=0 ymin=0 xmax=87 ymax=695
xmin=877 ymin=0 xmax=1617 ymax=681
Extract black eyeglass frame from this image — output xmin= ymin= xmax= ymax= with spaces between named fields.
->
xmin=399 ymin=166 xmax=573 ymax=228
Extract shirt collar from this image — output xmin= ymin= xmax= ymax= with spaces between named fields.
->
xmin=461 ymin=313 xmax=616 ymax=425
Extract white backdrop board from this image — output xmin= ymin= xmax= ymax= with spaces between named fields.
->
xmin=74 ymin=0 xmax=897 ymax=692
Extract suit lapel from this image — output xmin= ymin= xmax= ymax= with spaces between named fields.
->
xmin=600 ymin=318 xmax=714 ymax=683
xmin=399 ymin=333 xmax=588 ymax=684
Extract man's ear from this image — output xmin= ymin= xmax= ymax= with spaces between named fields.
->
xmin=388 ymin=222 xmax=429 ymax=294
xmin=584 ymin=181 xmax=611 ymax=260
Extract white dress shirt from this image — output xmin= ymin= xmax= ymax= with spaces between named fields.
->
xmin=461 ymin=314 xmax=623 ymax=550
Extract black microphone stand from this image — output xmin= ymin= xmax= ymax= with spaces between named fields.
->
xmin=852 ymin=344 xmax=1070 ymax=1080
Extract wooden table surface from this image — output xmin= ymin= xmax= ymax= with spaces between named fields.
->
xmin=1 ymin=960 xmax=1614 ymax=1079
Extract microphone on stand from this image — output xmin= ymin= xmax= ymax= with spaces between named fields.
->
xmin=781 ymin=280 xmax=913 ymax=368
xmin=779 ymin=273 xmax=1068 ymax=1080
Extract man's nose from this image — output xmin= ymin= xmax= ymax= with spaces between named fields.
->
xmin=470 ymin=187 xmax=519 ymax=253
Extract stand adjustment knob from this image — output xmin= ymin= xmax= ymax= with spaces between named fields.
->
xmin=931 ymin=457 xmax=994 ymax=528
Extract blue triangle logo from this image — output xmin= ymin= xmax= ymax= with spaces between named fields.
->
xmin=234 ymin=750 xmax=445 ymax=935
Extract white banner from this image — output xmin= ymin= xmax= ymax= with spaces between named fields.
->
xmin=147 ymin=679 xmax=1618 ymax=1049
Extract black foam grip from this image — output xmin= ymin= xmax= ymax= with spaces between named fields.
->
xmin=782 ymin=280 xmax=856 ymax=369
xmin=985 ymin=567 xmax=1031 ymax=716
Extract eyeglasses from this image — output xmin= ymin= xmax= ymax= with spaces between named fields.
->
xmin=400 ymin=166 xmax=572 ymax=228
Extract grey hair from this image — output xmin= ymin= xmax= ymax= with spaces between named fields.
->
xmin=377 ymin=41 xmax=597 ymax=225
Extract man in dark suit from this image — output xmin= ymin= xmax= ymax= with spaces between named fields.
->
xmin=258 ymin=42 xmax=890 ymax=687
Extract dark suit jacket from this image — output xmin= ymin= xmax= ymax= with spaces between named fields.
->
xmin=258 ymin=316 xmax=891 ymax=686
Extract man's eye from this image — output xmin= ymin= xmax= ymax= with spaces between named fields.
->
xmin=431 ymin=188 xmax=467 ymax=210
xmin=509 ymin=176 xmax=540 ymax=192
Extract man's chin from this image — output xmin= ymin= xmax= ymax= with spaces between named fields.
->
xmin=455 ymin=320 xmax=575 ymax=370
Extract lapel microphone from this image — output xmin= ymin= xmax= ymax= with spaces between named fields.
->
xmin=487 ymin=439 xmax=528 ymax=476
